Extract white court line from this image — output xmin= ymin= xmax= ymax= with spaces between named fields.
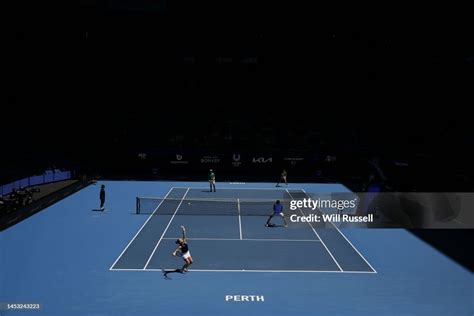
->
xmin=171 ymin=187 xmax=297 ymax=191
xmin=301 ymin=189 xmax=377 ymax=273
xmin=109 ymin=187 xmax=174 ymax=270
xmin=163 ymin=237 xmax=240 ymax=241
xmin=143 ymin=188 xmax=190 ymax=270
xmin=244 ymin=238 xmax=320 ymax=242
xmin=110 ymin=268 xmax=376 ymax=274
xmin=161 ymin=237 xmax=321 ymax=242
xmin=286 ymin=189 xmax=343 ymax=272
xmin=237 ymin=198 xmax=243 ymax=240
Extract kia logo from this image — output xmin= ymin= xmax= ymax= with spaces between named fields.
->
xmin=252 ymin=157 xmax=272 ymax=163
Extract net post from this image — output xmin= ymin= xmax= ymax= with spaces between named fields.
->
xmin=136 ymin=197 xmax=140 ymax=214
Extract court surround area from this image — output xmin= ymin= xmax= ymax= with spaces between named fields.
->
xmin=0 ymin=181 xmax=472 ymax=316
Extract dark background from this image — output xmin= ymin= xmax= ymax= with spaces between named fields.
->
xmin=4 ymin=1 xmax=473 ymax=189
xmin=3 ymin=1 xmax=473 ymax=270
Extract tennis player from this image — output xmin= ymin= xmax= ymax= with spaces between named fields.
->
xmin=99 ymin=185 xmax=106 ymax=211
xmin=172 ymin=225 xmax=193 ymax=272
xmin=208 ymin=169 xmax=216 ymax=192
xmin=265 ymin=200 xmax=288 ymax=227
xmin=276 ymin=169 xmax=288 ymax=187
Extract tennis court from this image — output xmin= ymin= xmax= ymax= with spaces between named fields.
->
xmin=110 ymin=187 xmax=375 ymax=273
xmin=1 ymin=181 xmax=472 ymax=316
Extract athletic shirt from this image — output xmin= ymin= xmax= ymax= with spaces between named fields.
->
xmin=273 ymin=203 xmax=283 ymax=214
xmin=208 ymin=172 xmax=215 ymax=181
xmin=180 ymin=243 xmax=189 ymax=253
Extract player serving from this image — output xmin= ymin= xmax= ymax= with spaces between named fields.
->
xmin=172 ymin=225 xmax=193 ymax=273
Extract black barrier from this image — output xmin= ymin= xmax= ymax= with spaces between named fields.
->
xmin=0 ymin=179 xmax=94 ymax=231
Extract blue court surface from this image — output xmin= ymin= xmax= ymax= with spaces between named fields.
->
xmin=1 ymin=181 xmax=472 ymax=315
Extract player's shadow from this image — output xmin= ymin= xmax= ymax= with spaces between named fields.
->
xmin=266 ymin=224 xmax=285 ymax=228
xmin=162 ymin=269 xmax=183 ymax=280
xmin=91 ymin=209 xmax=104 ymax=212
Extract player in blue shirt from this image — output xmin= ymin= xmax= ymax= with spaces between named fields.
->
xmin=265 ymin=200 xmax=288 ymax=227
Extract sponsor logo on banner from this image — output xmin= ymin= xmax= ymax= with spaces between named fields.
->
xmin=232 ymin=154 xmax=242 ymax=167
xmin=284 ymin=157 xmax=304 ymax=166
xmin=252 ymin=157 xmax=273 ymax=163
xmin=170 ymin=154 xmax=189 ymax=164
xmin=201 ymin=156 xmax=221 ymax=163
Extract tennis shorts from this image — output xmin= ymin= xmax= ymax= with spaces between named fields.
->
xmin=273 ymin=212 xmax=284 ymax=217
xmin=182 ymin=251 xmax=191 ymax=259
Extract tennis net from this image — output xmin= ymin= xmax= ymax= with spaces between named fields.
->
xmin=136 ymin=197 xmax=297 ymax=216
